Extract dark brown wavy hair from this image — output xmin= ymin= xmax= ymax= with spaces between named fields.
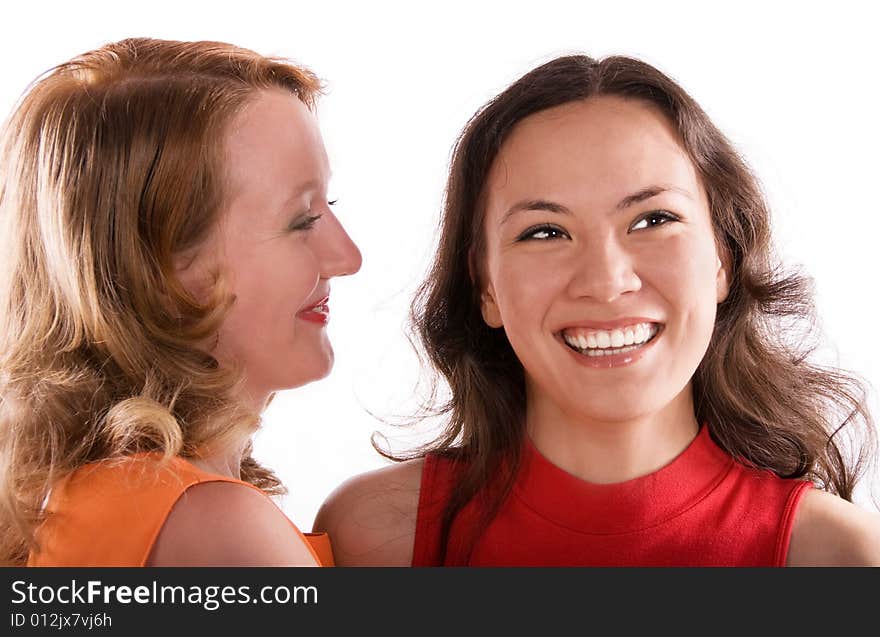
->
xmin=391 ymin=54 xmax=877 ymax=561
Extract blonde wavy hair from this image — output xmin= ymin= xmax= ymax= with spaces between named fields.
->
xmin=0 ymin=37 xmax=322 ymax=564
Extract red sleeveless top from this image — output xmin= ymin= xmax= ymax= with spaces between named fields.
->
xmin=413 ymin=426 xmax=811 ymax=566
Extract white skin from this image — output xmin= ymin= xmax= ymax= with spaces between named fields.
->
xmin=313 ymin=95 xmax=880 ymax=566
xmin=479 ymin=96 xmax=728 ymax=483
xmin=149 ymin=89 xmax=361 ymax=566
xmin=176 ymin=89 xmax=362 ymax=477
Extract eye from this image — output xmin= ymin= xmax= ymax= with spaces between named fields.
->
xmin=516 ymin=224 xmax=569 ymax=241
xmin=328 ymin=199 xmax=338 ymax=206
xmin=288 ymin=213 xmax=323 ymax=232
xmin=629 ymin=210 xmax=679 ymax=232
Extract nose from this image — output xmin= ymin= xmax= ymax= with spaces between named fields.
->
xmin=318 ymin=209 xmax=362 ymax=278
xmin=567 ymin=234 xmax=641 ymax=303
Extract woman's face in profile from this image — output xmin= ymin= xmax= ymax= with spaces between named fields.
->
xmin=180 ymin=89 xmax=362 ymax=405
xmin=478 ymin=96 xmax=728 ymax=424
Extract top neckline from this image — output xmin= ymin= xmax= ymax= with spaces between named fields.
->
xmin=514 ymin=425 xmax=734 ymax=534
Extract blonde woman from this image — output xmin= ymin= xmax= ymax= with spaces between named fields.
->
xmin=0 ymin=38 xmax=361 ymax=566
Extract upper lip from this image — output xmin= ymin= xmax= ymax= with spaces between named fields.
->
xmin=299 ymin=293 xmax=330 ymax=312
xmin=556 ymin=317 xmax=664 ymax=331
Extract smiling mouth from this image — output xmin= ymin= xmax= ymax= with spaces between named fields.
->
xmin=300 ymin=295 xmax=329 ymax=313
xmin=305 ymin=302 xmax=328 ymax=316
xmin=296 ymin=295 xmax=330 ymax=325
xmin=559 ymin=322 xmax=663 ymax=357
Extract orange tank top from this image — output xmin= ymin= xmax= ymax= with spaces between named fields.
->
xmin=27 ymin=454 xmax=333 ymax=566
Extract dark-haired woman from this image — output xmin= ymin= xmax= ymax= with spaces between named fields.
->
xmin=315 ymin=55 xmax=880 ymax=566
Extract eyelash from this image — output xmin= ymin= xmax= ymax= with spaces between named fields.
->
xmin=515 ymin=210 xmax=679 ymax=241
xmin=629 ymin=210 xmax=679 ymax=231
xmin=289 ymin=214 xmax=323 ymax=232
xmin=517 ymin=224 xmax=568 ymax=241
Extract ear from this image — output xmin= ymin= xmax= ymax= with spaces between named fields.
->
xmin=469 ymin=247 xmax=503 ymax=328
xmin=715 ymin=245 xmax=731 ymax=304
xmin=172 ymin=244 xmax=217 ymax=305
xmin=173 ymin=249 xmax=203 ymax=295
xmin=480 ymin=283 xmax=503 ymax=328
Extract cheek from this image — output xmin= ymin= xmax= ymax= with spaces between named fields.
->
xmin=645 ymin=234 xmax=720 ymax=340
xmin=232 ymin=246 xmax=317 ymax=301
xmin=493 ymin=256 xmax=566 ymax=321
xmin=219 ymin=248 xmax=320 ymax=341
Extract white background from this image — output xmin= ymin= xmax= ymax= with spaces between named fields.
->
xmin=2 ymin=0 xmax=878 ymax=528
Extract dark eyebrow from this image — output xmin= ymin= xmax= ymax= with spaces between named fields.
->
xmin=616 ymin=185 xmax=693 ymax=210
xmin=500 ymin=199 xmax=572 ymax=225
xmin=500 ymin=185 xmax=693 ymax=225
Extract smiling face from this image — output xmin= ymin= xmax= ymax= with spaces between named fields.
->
xmin=479 ymin=96 xmax=728 ymax=425
xmin=179 ymin=89 xmax=362 ymax=407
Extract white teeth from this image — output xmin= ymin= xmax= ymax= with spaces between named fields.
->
xmin=584 ymin=343 xmax=642 ymax=357
xmin=561 ymin=322 xmax=660 ymax=353
xmin=634 ymin=324 xmax=645 ymax=343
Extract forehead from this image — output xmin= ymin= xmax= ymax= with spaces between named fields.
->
xmin=485 ymin=96 xmax=702 ymax=210
xmin=222 ymin=89 xmax=327 ymax=208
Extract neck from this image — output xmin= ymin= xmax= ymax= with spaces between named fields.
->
xmin=241 ymin=380 xmax=273 ymax=413
xmin=187 ymin=399 xmax=261 ymax=481
xmin=210 ymin=347 xmax=273 ymax=413
xmin=189 ymin=438 xmax=251 ymax=480
xmin=180 ymin=365 xmax=266 ymax=480
xmin=525 ymin=383 xmax=700 ymax=484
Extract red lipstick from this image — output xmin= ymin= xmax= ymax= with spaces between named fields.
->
xmin=297 ymin=296 xmax=329 ymax=326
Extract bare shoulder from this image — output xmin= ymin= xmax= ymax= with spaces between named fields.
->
xmin=147 ymin=481 xmax=318 ymax=566
xmin=787 ymin=488 xmax=880 ymax=566
xmin=313 ymin=459 xmax=425 ymax=566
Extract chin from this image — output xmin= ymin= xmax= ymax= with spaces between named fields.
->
xmin=567 ymin=395 xmax=669 ymax=424
xmin=279 ymin=358 xmax=335 ymax=390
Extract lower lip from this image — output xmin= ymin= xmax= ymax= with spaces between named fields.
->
xmin=297 ymin=306 xmax=329 ymax=325
xmin=559 ymin=325 xmax=663 ymax=369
